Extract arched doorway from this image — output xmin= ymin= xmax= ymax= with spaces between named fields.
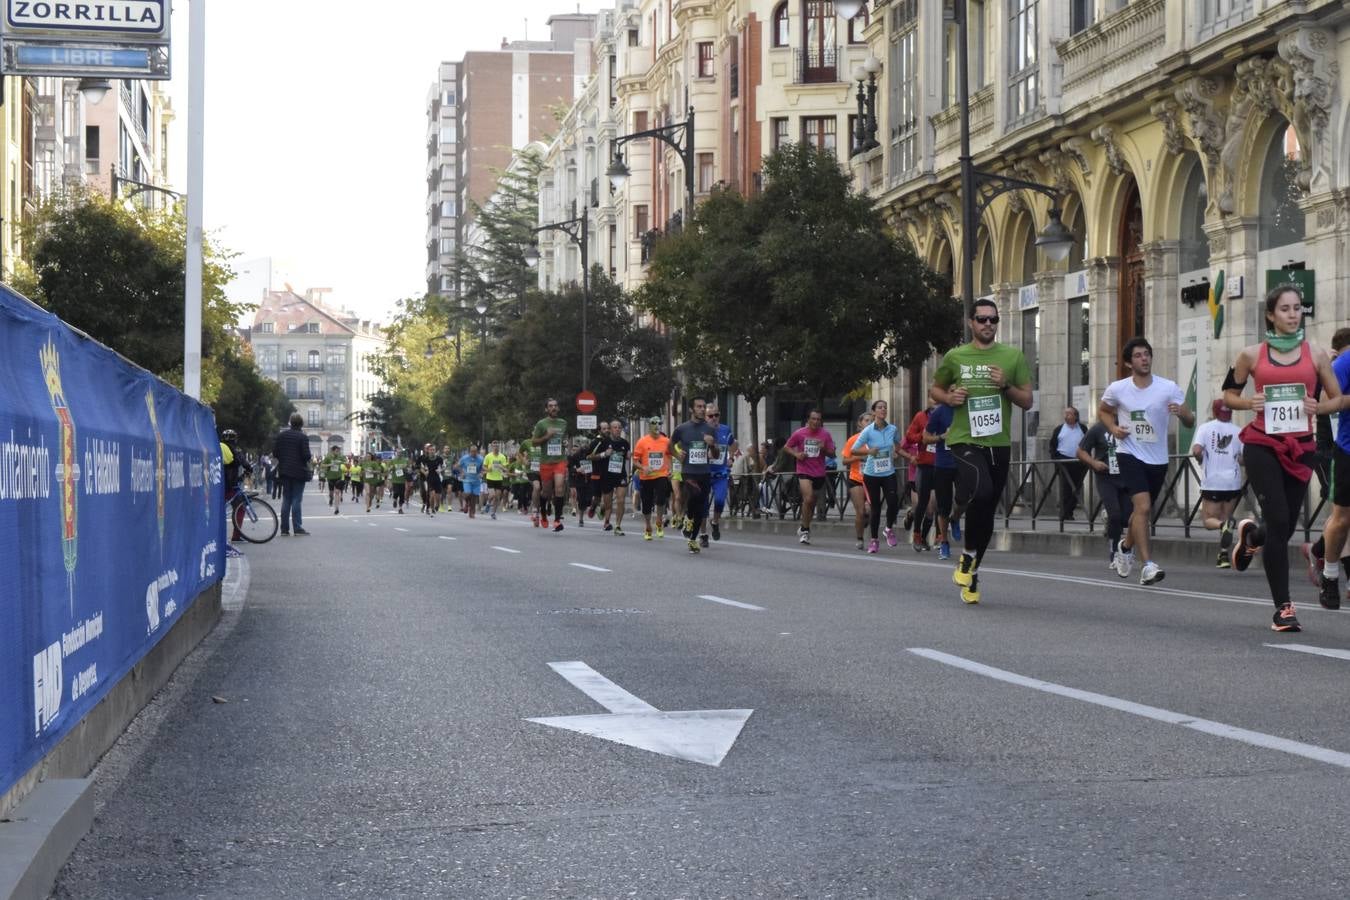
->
xmin=1117 ymin=180 xmax=1144 ymax=376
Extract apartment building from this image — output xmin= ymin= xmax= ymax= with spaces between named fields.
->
xmin=424 ymin=15 xmax=599 ymax=300
xmin=0 ymin=76 xmax=173 ymax=280
xmin=861 ymin=0 xmax=1350 ymax=457
xmin=246 ymin=290 xmax=390 ymax=455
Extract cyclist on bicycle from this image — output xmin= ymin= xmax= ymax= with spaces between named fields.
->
xmin=220 ymin=428 xmax=253 ymax=542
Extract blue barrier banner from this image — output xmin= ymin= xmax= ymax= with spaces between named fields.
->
xmin=0 ymin=285 xmax=224 ymax=796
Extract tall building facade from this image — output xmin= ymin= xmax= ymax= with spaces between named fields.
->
xmin=424 ymin=15 xmax=598 ymax=299
xmin=861 ymin=0 xmax=1350 ymax=458
xmin=246 ymin=290 xmax=390 ymax=456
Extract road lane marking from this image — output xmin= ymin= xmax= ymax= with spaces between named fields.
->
xmin=1264 ymin=643 xmax=1350 ymax=661
xmin=368 ymin=523 xmax=378 ymax=527
xmin=570 ymin=563 xmax=612 ymax=572
xmin=528 ymin=661 xmax=752 ymax=767
xmin=717 ymin=538 xmax=1341 ymax=613
xmin=438 ymin=535 xmax=456 ymax=541
xmin=910 ymin=648 xmax=1350 ymax=769
xmin=395 ymin=527 xmax=409 ymax=533
xmin=697 ymin=594 xmax=765 ymax=611
xmin=544 ymin=661 xmax=657 ymax=713
xmin=492 ymin=546 xmax=521 ymax=554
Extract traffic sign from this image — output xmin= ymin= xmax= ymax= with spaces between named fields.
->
xmin=576 ymin=415 xmax=598 ymax=431
xmin=575 ymin=391 xmax=597 ymax=414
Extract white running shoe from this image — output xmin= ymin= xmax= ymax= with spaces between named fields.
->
xmin=1112 ymin=543 xmax=1135 ymax=579
xmin=1139 ymin=561 xmax=1164 ymax=586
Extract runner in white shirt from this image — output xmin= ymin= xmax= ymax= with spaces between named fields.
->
xmin=1191 ymin=398 xmax=1243 ymax=568
xmin=1098 ymin=337 xmax=1195 ymax=585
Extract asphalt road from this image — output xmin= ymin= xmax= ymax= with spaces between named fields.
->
xmin=53 ymin=487 xmax=1350 ymax=899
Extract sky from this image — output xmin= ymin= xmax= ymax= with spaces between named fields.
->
xmin=164 ymin=1 xmax=610 ymax=324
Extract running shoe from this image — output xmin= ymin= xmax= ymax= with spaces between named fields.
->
xmin=1301 ymin=542 xmax=1323 ymax=588
xmin=712 ymin=523 xmax=721 ymax=542
xmin=856 ymin=538 xmax=865 ymax=551
xmin=644 ymin=530 xmax=653 ymax=541
xmin=1111 ymin=540 xmax=1135 ymax=579
xmin=333 ymin=508 xmax=339 ymax=515
xmin=603 ymin=522 xmax=613 ymax=532
xmin=700 ymin=534 xmax=710 ymax=548
xmin=490 ymin=511 xmax=497 ymax=520
xmin=553 ymin=519 xmax=564 ymax=532
xmin=656 ymin=526 xmax=665 ymax=539
xmin=938 ymin=541 xmax=951 ymax=561
xmin=614 ymin=526 xmax=625 ymax=536
xmin=398 ymin=508 xmax=404 ymax=515
xmin=1215 ymin=550 xmax=1230 ymax=569
xmin=902 ymin=511 xmax=914 ymax=532
xmin=953 ymin=553 xmax=977 ymax=588
xmin=1231 ymin=518 xmax=1258 ymax=572
xmin=867 ymin=539 xmax=879 ymax=554
xmin=960 ymin=573 xmax=980 ymax=605
xmin=884 ymin=527 xmax=898 ymax=548
xmin=588 ymin=506 xmax=597 ymax=519
xmin=1271 ymin=603 xmax=1301 ymax=632
xmin=1139 ymin=561 xmax=1164 ymax=586
xmin=682 ymin=516 xmax=696 ymax=539
xmin=1319 ymin=573 xmax=1342 ymax=610
xmin=912 ymin=533 xmax=924 ymax=552
xmin=688 ymin=539 xmax=701 ymax=554
xmin=578 ymin=518 xmax=585 ymax=527
xmin=949 ymin=519 xmax=961 ymax=541
xmin=799 ymin=529 xmax=811 ymax=545
xmin=532 ymin=515 xmax=540 ymax=528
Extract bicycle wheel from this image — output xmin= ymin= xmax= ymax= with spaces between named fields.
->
xmin=235 ymin=495 xmax=279 ymax=543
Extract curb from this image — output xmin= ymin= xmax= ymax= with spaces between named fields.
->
xmin=0 ymin=779 xmax=93 ymax=900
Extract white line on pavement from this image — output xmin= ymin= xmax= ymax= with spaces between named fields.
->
xmin=395 ymin=527 xmax=409 ymax=532
xmin=716 ymin=538 xmax=1343 ymax=614
xmin=910 ymin=647 xmax=1350 ymax=769
xmin=569 ymin=563 xmax=612 ymax=572
xmin=697 ymin=594 xmax=765 ymax=611
xmin=1264 ymin=643 xmax=1350 ymax=661
xmin=546 ymin=661 xmax=657 ymax=713
xmin=368 ymin=523 xmax=378 ymax=527
xmin=492 ymin=546 xmax=521 ymax=554
xmin=438 ymin=535 xmax=456 ymax=541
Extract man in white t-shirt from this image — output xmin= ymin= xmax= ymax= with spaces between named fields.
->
xmin=1099 ymin=337 xmax=1195 ymax=586
xmin=1192 ymin=398 xmax=1244 ymax=568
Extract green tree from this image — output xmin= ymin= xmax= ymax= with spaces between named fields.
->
xmin=453 ymin=147 xmax=543 ymax=322
xmin=637 ymin=144 xmax=960 ymax=448
xmin=360 ymin=294 xmax=464 ymax=448
xmin=14 ymin=189 xmax=243 ymax=401
xmin=434 ymin=272 xmax=674 ymax=441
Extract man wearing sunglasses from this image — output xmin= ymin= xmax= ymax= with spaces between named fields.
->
xmin=931 ymin=299 xmax=1033 ymax=604
xmin=701 ymin=403 xmax=738 ymax=545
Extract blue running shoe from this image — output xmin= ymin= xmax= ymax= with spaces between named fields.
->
xmin=937 ymin=541 xmax=951 ymax=560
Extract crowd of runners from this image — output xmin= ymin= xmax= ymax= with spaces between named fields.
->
xmin=304 ymin=282 xmax=1349 ymax=634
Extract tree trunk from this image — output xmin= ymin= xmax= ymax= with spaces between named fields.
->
xmin=746 ymin=395 xmax=761 ymax=464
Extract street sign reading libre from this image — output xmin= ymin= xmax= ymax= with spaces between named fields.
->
xmin=1 ymin=0 xmax=169 ymax=78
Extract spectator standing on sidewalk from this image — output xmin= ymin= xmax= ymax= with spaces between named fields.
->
xmin=1050 ymin=407 xmax=1088 ymax=520
xmin=273 ymin=412 xmax=312 ymax=536
xmin=262 ymin=453 xmax=277 ymax=499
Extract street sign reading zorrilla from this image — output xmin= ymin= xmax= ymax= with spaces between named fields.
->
xmin=1 ymin=0 xmax=169 ymax=78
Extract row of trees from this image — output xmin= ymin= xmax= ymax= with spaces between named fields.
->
xmin=14 ymin=190 xmax=293 ymax=450
xmin=373 ymin=144 xmax=962 ymax=452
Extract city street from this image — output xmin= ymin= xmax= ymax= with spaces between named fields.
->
xmin=54 ymin=491 xmax=1350 ymax=899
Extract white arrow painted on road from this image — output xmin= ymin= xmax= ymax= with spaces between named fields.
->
xmin=527 ymin=661 xmax=752 ymax=767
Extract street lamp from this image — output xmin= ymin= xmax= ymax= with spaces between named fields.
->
xmin=525 ymin=209 xmax=592 ymax=390
xmin=833 ymin=0 xmax=866 ymax=18
xmin=77 ymin=77 xmax=112 ymax=104
xmin=607 ymin=105 xmax=696 ymax=218
xmin=954 ymin=0 xmax=1075 ymax=311
xmin=110 ymin=164 xmax=184 ymax=203
xmin=850 ymin=55 xmax=881 ymax=157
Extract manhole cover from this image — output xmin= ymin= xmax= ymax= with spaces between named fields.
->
xmin=542 ymin=607 xmax=649 ymax=615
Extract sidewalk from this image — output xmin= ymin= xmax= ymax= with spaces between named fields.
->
xmin=718 ymin=511 xmax=1316 ymax=570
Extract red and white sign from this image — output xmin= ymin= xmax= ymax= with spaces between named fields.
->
xmin=575 ymin=391 xmax=597 ymax=414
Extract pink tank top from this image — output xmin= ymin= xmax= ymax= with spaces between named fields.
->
xmin=1252 ymin=341 xmax=1317 ymax=437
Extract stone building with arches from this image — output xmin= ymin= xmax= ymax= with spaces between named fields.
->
xmin=857 ymin=0 xmax=1347 ymax=458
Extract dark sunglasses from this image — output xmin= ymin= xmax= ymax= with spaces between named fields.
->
xmin=708 ymin=413 xmax=720 ymax=418
xmin=972 ymin=315 xmax=1000 ymax=325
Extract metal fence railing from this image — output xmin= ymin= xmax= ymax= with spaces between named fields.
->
xmin=722 ymin=455 xmax=1332 ymax=541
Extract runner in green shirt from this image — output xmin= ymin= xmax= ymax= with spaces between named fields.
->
xmin=482 ymin=441 xmax=510 ymax=520
xmin=930 ymin=298 xmax=1033 ymax=605
xmin=362 ymin=453 xmax=384 ymax=512
xmin=347 ymin=459 xmax=364 ymax=503
xmin=388 ymin=450 xmax=410 ymax=514
xmin=530 ymin=398 xmax=570 ymax=531
xmin=321 ymin=446 xmax=345 ymax=514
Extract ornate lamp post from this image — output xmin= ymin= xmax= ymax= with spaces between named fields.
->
xmin=524 ymin=209 xmax=591 ymax=390
xmin=606 ymin=106 xmax=696 ymax=218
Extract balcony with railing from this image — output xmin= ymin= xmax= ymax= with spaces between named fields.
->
xmin=1056 ymin=0 xmax=1166 ymax=108
xmin=931 ymin=85 xmax=995 ymax=161
xmin=793 ymin=46 xmax=838 ymax=85
xmin=287 ymin=391 xmax=325 ymax=401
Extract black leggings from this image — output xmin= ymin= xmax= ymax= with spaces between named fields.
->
xmin=1245 ymin=443 xmax=1314 ymax=608
xmin=1095 ymin=473 xmax=1133 ymax=560
xmin=934 ymin=466 xmax=956 ymax=519
xmin=914 ymin=464 xmax=936 ymax=538
xmin=863 ymin=473 xmax=900 ymax=539
xmin=682 ymin=474 xmax=712 ymax=534
xmin=951 ymin=444 xmax=1011 ymax=565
